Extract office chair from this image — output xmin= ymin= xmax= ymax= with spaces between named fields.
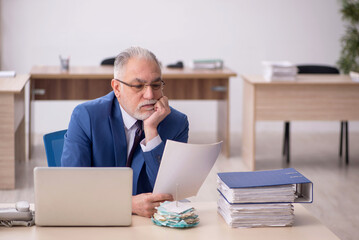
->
xmin=43 ymin=129 xmax=67 ymax=167
xmin=283 ymin=65 xmax=349 ymax=165
xmin=100 ymin=57 xmax=115 ymax=66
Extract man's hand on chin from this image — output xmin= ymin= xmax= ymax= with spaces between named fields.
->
xmin=143 ymin=96 xmax=171 ymax=143
xmin=132 ymin=193 xmax=174 ymax=218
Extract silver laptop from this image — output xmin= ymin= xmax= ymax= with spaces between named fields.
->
xmin=34 ymin=167 xmax=132 ymax=226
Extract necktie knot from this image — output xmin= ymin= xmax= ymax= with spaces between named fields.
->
xmin=135 ymin=120 xmax=143 ymax=135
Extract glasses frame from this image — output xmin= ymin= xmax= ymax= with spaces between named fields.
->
xmin=114 ymin=78 xmax=165 ymax=92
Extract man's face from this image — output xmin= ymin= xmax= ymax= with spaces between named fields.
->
xmin=113 ymin=57 xmax=163 ymax=120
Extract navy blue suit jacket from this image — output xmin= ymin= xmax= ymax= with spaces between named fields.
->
xmin=61 ymin=92 xmax=189 ymax=195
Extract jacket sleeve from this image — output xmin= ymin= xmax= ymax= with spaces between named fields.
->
xmin=142 ymin=114 xmax=189 ymax=188
xmin=61 ymin=105 xmax=92 ymax=167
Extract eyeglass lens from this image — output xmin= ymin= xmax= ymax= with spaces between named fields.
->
xmin=134 ymin=82 xmax=163 ymax=91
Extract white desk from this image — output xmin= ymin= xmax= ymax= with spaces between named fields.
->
xmin=241 ymin=74 xmax=359 ymax=170
xmin=0 ymin=202 xmax=339 ymax=240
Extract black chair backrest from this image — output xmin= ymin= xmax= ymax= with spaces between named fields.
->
xmin=297 ymin=65 xmax=339 ymax=74
xmin=101 ymin=57 xmax=116 ymax=66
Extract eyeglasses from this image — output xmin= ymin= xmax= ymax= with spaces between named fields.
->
xmin=114 ymin=78 xmax=165 ymax=92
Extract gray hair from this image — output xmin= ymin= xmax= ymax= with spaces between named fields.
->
xmin=114 ymin=46 xmax=161 ymax=79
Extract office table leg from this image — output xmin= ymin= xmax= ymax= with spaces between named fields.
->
xmin=0 ymin=90 xmax=25 ymax=189
xmin=28 ymin=79 xmax=33 ymax=159
xmin=216 ymin=78 xmax=230 ymax=157
xmin=218 ymin=99 xmax=229 ymax=157
xmin=14 ymin=90 xmax=26 ymax=165
xmin=0 ymin=93 xmax=15 ymax=189
xmin=242 ymin=81 xmax=256 ymax=171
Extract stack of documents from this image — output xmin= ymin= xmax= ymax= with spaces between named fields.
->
xmin=152 ymin=201 xmax=199 ymax=228
xmin=192 ymin=59 xmax=224 ymax=70
xmin=0 ymin=71 xmax=16 ymax=78
xmin=217 ymin=168 xmax=313 ymax=228
xmin=218 ymin=181 xmax=296 ymax=203
xmin=217 ymin=196 xmax=293 ymax=228
xmin=350 ymin=71 xmax=359 ymax=82
xmin=262 ymin=61 xmax=298 ymax=81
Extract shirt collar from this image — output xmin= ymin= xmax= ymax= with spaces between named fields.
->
xmin=119 ymin=104 xmax=137 ymax=130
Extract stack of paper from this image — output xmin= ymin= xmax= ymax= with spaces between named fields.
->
xmin=217 ymin=196 xmax=293 ymax=228
xmin=350 ymin=71 xmax=359 ymax=82
xmin=218 ymin=181 xmax=296 ymax=203
xmin=0 ymin=71 xmax=16 ymax=78
xmin=217 ymin=168 xmax=313 ymax=228
xmin=152 ymin=201 xmax=199 ymax=228
xmin=192 ymin=59 xmax=223 ymax=70
xmin=262 ymin=61 xmax=298 ymax=81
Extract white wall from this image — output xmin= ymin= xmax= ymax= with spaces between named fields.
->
xmin=1 ymin=0 xmax=357 ymax=134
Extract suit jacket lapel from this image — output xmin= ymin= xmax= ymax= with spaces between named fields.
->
xmin=109 ymin=96 xmax=127 ymax=167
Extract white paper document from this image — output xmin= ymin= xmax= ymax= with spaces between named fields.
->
xmin=153 ymin=140 xmax=222 ymax=200
xmin=0 ymin=71 xmax=16 ymax=78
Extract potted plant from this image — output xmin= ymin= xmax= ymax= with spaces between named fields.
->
xmin=337 ymin=0 xmax=359 ymax=80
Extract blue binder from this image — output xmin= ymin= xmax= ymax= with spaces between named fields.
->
xmin=217 ymin=168 xmax=313 ymax=203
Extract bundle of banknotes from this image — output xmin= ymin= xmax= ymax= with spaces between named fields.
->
xmin=152 ymin=201 xmax=199 ymax=228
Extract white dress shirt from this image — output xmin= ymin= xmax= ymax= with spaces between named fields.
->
xmin=119 ymin=104 xmax=162 ymax=156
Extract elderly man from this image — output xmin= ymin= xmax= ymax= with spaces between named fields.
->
xmin=61 ymin=47 xmax=189 ymax=217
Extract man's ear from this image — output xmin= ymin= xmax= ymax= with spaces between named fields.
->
xmin=111 ymin=79 xmax=121 ymax=98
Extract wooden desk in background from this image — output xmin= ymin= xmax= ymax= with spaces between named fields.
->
xmin=0 ymin=75 xmax=29 ymax=189
xmin=30 ymin=66 xmax=237 ymax=157
xmin=0 ymin=202 xmax=339 ymax=240
xmin=242 ymin=74 xmax=359 ymax=170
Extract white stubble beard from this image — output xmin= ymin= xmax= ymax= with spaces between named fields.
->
xmin=133 ymin=99 xmax=158 ymax=120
